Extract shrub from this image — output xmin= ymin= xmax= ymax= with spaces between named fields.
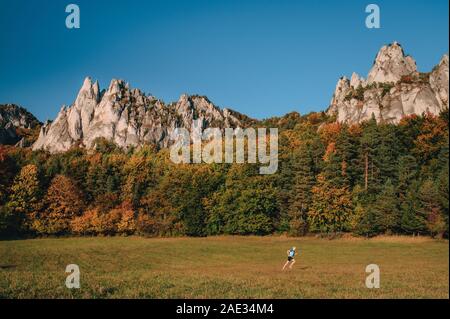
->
xmin=426 ymin=209 xmax=447 ymax=239
xmin=0 ymin=205 xmax=17 ymax=238
xmin=288 ymin=216 xmax=308 ymax=237
xmin=94 ymin=209 xmax=122 ymax=235
xmin=71 ymin=208 xmax=100 ymax=235
xmin=418 ymin=72 xmax=430 ymax=84
xmin=113 ymin=202 xmax=137 ymax=235
xmin=379 ymin=82 xmax=394 ymax=97
xmin=355 ymin=85 xmax=365 ymax=101
xmin=399 ymin=75 xmax=414 ymax=84
xmin=71 ymin=206 xmax=136 ymax=236
xmin=135 ymin=213 xmax=159 ymax=236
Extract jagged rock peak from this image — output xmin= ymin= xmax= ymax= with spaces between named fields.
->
xmin=350 ymin=72 xmax=366 ymax=88
xmin=107 ymin=78 xmax=125 ymax=95
xmin=328 ymin=42 xmax=448 ymax=124
xmin=80 ymin=76 xmax=93 ymax=91
xmin=430 ymin=54 xmax=449 ymax=108
xmin=439 ymin=54 xmax=449 ymax=66
xmin=32 ymin=77 xmax=254 ymax=153
xmin=74 ymin=77 xmax=100 ymax=108
xmin=328 ymin=77 xmax=350 ymax=115
xmin=367 ymin=41 xmax=417 ymax=84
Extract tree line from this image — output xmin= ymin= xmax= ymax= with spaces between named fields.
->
xmin=0 ymin=110 xmax=448 ymax=238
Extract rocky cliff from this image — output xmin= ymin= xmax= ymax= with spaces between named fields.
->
xmin=0 ymin=104 xmax=41 ymax=145
xmin=32 ymin=78 xmax=255 ymax=153
xmin=327 ymin=42 xmax=449 ymax=124
xmin=16 ymin=42 xmax=450 ymax=153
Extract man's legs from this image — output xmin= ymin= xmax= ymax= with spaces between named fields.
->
xmin=282 ymin=260 xmax=290 ymax=270
xmin=289 ymin=259 xmax=296 ymax=269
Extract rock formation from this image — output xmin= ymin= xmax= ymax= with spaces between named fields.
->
xmin=0 ymin=104 xmax=41 ymax=145
xmin=33 ymin=78 xmax=255 ymax=153
xmin=3 ymin=41 xmax=446 ymax=152
xmin=327 ymin=42 xmax=449 ymax=124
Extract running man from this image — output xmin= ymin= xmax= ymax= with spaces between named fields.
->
xmin=282 ymin=247 xmax=297 ymax=270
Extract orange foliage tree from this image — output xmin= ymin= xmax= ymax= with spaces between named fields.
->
xmin=33 ymin=175 xmax=84 ymax=235
xmin=413 ymin=113 xmax=448 ymax=165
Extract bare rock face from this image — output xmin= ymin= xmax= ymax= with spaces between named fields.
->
xmin=350 ymin=72 xmax=366 ymax=88
xmin=328 ymin=76 xmax=351 ymax=116
xmin=367 ymin=42 xmax=417 ymax=84
xmin=0 ymin=104 xmax=41 ymax=145
xmin=33 ymin=77 xmax=253 ymax=153
xmin=430 ymin=54 xmax=449 ymax=109
xmin=328 ymin=42 xmax=448 ymax=124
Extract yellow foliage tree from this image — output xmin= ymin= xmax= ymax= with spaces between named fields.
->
xmin=7 ymin=164 xmax=41 ymax=232
xmin=308 ymin=174 xmax=353 ymax=233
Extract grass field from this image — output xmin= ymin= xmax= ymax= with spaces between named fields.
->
xmin=0 ymin=236 xmax=448 ymax=299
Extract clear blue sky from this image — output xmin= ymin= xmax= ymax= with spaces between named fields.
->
xmin=0 ymin=0 xmax=448 ymax=121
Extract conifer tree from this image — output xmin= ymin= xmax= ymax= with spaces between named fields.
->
xmin=335 ymin=127 xmax=361 ymax=188
xmin=397 ymin=155 xmax=418 ymax=200
xmin=372 ymin=179 xmax=400 ymax=234
xmin=377 ymin=124 xmax=401 ymax=184
xmin=353 ymin=204 xmax=379 ymax=237
xmin=288 ymin=145 xmax=315 ymax=236
xmin=360 ymin=116 xmax=382 ymax=195
xmin=400 ymin=181 xmax=426 ymax=235
xmin=437 ymin=164 xmax=449 ymax=222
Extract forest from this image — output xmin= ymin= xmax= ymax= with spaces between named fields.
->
xmin=0 ymin=110 xmax=448 ymax=239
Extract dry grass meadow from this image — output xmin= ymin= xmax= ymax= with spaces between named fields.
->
xmin=0 ymin=236 xmax=448 ymax=298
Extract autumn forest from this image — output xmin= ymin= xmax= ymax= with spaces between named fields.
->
xmin=0 ymin=110 xmax=448 ymax=239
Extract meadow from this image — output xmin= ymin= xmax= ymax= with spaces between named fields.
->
xmin=0 ymin=236 xmax=448 ymax=299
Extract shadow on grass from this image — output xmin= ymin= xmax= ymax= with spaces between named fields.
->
xmin=0 ymin=265 xmax=17 ymax=270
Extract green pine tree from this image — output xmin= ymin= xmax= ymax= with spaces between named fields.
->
xmin=288 ymin=145 xmax=315 ymax=236
xmin=400 ymin=181 xmax=426 ymax=235
xmin=397 ymin=155 xmax=418 ymax=200
xmin=373 ymin=179 xmax=400 ymax=234
xmin=360 ymin=116 xmax=382 ymax=196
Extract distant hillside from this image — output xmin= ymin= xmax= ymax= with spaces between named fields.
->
xmin=0 ymin=104 xmax=41 ymax=146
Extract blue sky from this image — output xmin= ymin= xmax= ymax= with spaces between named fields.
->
xmin=0 ymin=0 xmax=448 ymax=121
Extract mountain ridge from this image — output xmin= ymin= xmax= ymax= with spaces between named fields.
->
xmin=31 ymin=77 xmax=256 ymax=153
xmin=1 ymin=42 xmax=448 ymax=153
